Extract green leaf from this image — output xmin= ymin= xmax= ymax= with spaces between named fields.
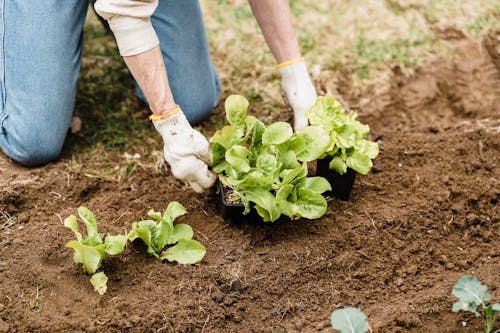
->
xmin=243 ymin=187 xmax=281 ymax=222
xmin=147 ymin=209 xmax=163 ymax=222
xmin=164 ymin=201 xmax=187 ymax=223
xmin=331 ymin=307 xmax=370 ymax=333
xmin=168 ymin=223 xmax=194 ymax=244
xmin=262 ymin=122 xmax=293 ymax=145
xmin=329 ymin=156 xmax=348 ymax=174
xmin=64 ymin=215 xmax=82 ymax=242
xmin=296 ymin=188 xmax=328 ymax=219
xmin=276 ymin=184 xmax=299 ymax=218
xmin=160 ymin=239 xmax=206 ymax=264
xmin=452 ymin=276 xmax=491 ymax=317
xmin=66 ymin=240 xmax=104 ymax=274
xmin=210 ymin=125 xmax=243 ymax=149
xmin=302 ymin=177 xmax=332 ymax=194
xmin=256 ymin=153 xmax=279 ymax=176
xmin=225 ymin=95 xmax=249 ymax=128
xmin=279 ymin=150 xmax=301 ymax=169
xmin=280 ymin=164 xmax=308 ymax=186
xmin=249 ymin=120 xmax=266 ymax=156
xmin=212 ymin=143 xmax=228 ymax=173
xmin=291 ymin=126 xmax=330 ymax=162
xmin=128 ymin=224 xmax=159 ymax=258
xmin=77 ymin=207 xmax=102 ymax=245
xmin=346 ymin=151 xmax=372 ymax=175
xmin=104 ymin=234 xmax=128 ymax=255
xmin=90 ymin=272 xmax=108 ymax=296
xmin=226 ymin=146 xmax=251 ymax=173
xmin=361 ymin=140 xmax=379 ymax=159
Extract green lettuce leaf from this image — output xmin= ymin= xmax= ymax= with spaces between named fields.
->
xmin=90 ymin=272 xmax=108 ymax=296
xmin=452 ymin=276 xmax=491 ymax=317
xmin=66 ymin=240 xmax=104 ymax=274
xmin=64 ymin=215 xmax=82 ymax=242
xmin=331 ymin=307 xmax=370 ymax=333
xmin=262 ymin=122 xmax=293 ymax=145
xmin=160 ymin=239 xmax=206 ymax=264
xmin=77 ymin=207 xmax=102 ymax=246
xmin=291 ymin=126 xmax=330 ymax=162
xmin=225 ymin=95 xmax=249 ymax=128
xmin=104 ymin=235 xmax=128 ymax=255
xmin=226 ymin=146 xmax=251 ymax=173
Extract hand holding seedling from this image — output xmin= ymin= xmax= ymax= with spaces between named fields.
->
xmin=153 ymin=110 xmax=216 ymax=193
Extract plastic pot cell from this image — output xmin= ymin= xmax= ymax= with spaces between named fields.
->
xmin=316 ymin=158 xmax=357 ymax=201
xmin=218 ymin=183 xmax=245 ymax=220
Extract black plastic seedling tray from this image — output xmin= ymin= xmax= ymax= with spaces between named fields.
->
xmin=218 ymin=183 xmax=263 ymax=221
xmin=218 ymin=183 xmax=245 ymax=220
xmin=316 ymin=158 xmax=357 ymax=201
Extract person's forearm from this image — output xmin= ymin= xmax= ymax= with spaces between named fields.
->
xmin=123 ymin=46 xmax=176 ymax=115
xmin=248 ymin=0 xmax=301 ymax=63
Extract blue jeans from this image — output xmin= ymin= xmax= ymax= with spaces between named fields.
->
xmin=0 ymin=0 xmax=220 ymax=166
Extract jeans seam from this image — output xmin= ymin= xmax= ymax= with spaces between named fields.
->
xmin=0 ymin=111 xmax=6 ymax=134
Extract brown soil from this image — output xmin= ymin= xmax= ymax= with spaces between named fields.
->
xmin=1 ymin=33 xmax=499 ymax=333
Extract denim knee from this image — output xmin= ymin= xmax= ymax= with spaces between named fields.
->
xmin=0 ymin=102 xmax=70 ymax=167
xmin=0 ymin=121 xmax=64 ymax=167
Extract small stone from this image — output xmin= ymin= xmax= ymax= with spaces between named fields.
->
xmin=0 ymin=304 xmax=4 ymax=312
xmin=69 ymin=116 xmax=82 ymax=134
xmin=395 ymin=278 xmax=404 ymax=287
xmin=445 ymin=262 xmax=455 ymax=270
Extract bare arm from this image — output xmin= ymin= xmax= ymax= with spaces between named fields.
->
xmin=94 ymin=0 xmax=176 ymax=116
xmin=122 ymin=46 xmax=177 ymax=115
xmin=248 ymin=0 xmax=301 ymax=63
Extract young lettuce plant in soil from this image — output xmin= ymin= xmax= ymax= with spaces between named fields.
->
xmin=331 ymin=307 xmax=371 ymax=333
xmin=306 ymin=94 xmax=379 ymax=199
xmin=210 ymin=95 xmax=332 ymax=222
xmin=452 ymin=276 xmax=500 ymax=333
xmin=128 ymin=202 xmax=206 ymax=264
xmin=64 ymin=207 xmax=128 ymax=295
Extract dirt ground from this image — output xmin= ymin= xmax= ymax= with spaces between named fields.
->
xmin=0 ymin=31 xmax=499 ymax=332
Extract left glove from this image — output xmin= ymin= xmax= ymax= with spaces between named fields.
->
xmin=278 ymin=58 xmax=317 ymax=131
xmin=152 ymin=109 xmax=216 ymax=193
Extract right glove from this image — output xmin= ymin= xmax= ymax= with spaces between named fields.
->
xmin=152 ymin=107 xmax=216 ymax=193
xmin=278 ymin=58 xmax=317 ymax=131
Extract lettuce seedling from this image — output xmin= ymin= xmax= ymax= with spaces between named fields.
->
xmin=452 ymin=276 xmax=500 ymax=333
xmin=306 ymin=94 xmax=379 ymax=175
xmin=64 ymin=207 xmax=128 ymax=295
xmin=331 ymin=307 xmax=371 ymax=333
xmin=128 ymin=202 xmax=206 ymax=264
xmin=211 ymin=95 xmax=331 ymax=222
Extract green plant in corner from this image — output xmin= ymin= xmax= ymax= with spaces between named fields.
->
xmin=452 ymin=276 xmax=500 ymax=333
xmin=64 ymin=207 xmax=128 ymax=295
xmin=128 ymin=202 xmax=206 ymax=264
xmin=210 ymin=95 xmax=332 ymax=222
xmin=331 ymin=307 xmax=371 ymax=333
xmin=306 ymin=94 xmax=379 ymax=175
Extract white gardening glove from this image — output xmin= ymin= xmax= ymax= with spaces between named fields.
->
xmin=152 ymin=110 xmax=216 ymax=193
xmin=279 ymin=59 xmax=317 ymax=131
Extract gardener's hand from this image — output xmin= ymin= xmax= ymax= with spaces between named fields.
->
xmin=279 ymin=58 xmax=317 ymax=131
xmin=152 ymin=108 xmax=216 ymax=193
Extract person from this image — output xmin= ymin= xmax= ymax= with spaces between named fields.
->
xmin=0 ymin=0 xmax=317 ymax=192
